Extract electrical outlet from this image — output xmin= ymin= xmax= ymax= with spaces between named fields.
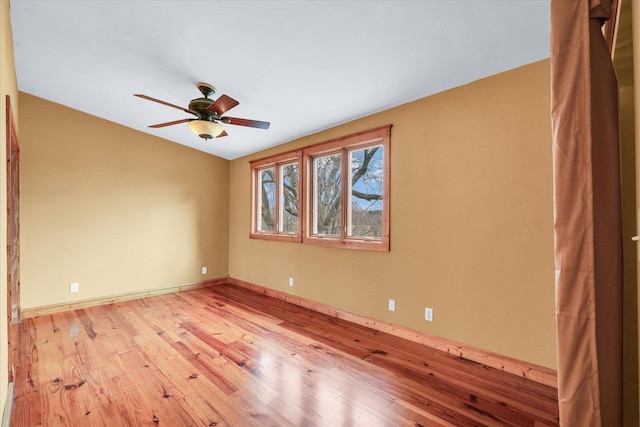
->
xmin=201 ymin=266 xmax=207 ymax=275
xmin=289 ymin=277 xmax=294 ymax=287
xmin=70 ymin=282 xmax=79 ymax=293
xmin=388 ymin=299 xmax=395 ymax=312
xmin=425 ymin=307 xmax=433 ymax=322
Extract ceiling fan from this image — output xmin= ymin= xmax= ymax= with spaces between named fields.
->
xmin=134 ymin=82 xmax=270 ymax=140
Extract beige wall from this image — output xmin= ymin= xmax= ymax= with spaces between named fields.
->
xmin=229 ymin=60 xmax=557 ymax=369
xmin=20 ymin=93 xmax=229 ymax=309
xmin=1 ymin=0 xmax=17 ymax=418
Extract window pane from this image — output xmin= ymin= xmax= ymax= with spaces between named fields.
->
xmin=313 ymin=154 xmax=341 ymax=235
xmin=349 ymin=146 xmax=383 ymax=238
xmin=258 ymin=167 xmax=276 ymax=232
xmin=279 ymin=163 xmax=299 ymax=233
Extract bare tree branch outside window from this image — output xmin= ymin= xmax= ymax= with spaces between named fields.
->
xmin=314 ymin=154 xmax=342 ymax=235
xmin=259 ymin=168 xmax=275 ymax=231
xmin=280 ymin=163 xmax=299 ymax=233
xmin=349 ymin=146 xmax=383 ymax=238
xmin=312 ymin=147 xmax=383 ymax=238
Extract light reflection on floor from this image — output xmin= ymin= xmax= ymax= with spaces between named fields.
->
xmin=253 ymin=338 xmax=396 ymax=425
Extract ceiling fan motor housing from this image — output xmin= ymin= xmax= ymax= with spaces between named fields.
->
xmin=189 ymin=98 xmax=218 ymax=119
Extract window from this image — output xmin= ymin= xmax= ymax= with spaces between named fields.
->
xmin=256 ymin=167 xmax=276 ymax=232
xmin=312 ymin=153 xmax=342 ymax=236
xmin=304 ymin=126 xmax=390 ymax=251
xmin=279 ymin=162 xmax=300 ymax=233
xmin=250 ymin=150 xmax=302 ymax=242
xmin=250 ymin=125 xmax=390 ymax=251
xmin=348 ymin=145 xmax=384 ymax=239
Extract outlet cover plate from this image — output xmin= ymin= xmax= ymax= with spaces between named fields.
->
xmin=70 ymin=282 xmax=79 ymax=293
xmin=388 ymin=299 xmax=395 ymax=312
xmin=425 ymin=307 xmax=433 ymax=322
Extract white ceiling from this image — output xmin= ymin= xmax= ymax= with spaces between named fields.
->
xmin=10 ymin=1 xmax=550 ymax=160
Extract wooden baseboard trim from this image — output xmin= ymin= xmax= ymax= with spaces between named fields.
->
xmin=22 ymin=277 xmax=227 ymax=319
xmin=2 ymin=382 xmax=13 ymax=427
xmin=227 ymin=277 xmax=558 ymax=388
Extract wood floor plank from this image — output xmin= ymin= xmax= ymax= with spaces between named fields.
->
xmin=12 ymin=284 xmax=559 ymax=426
xmin=11 ymin=319 xmax=42 ymax=426
xmin=215 ymin=283 xmax=559 ymax=425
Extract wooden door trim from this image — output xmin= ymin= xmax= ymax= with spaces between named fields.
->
xmin=6 ymin=95 xmax=20 ymax=384
xmin=6 ymin=94 xmax=20 ymax=326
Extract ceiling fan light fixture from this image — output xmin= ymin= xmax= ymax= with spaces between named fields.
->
xmin=136 ymin=83 xmax=269 ymax=138
xmin=188 ymin=120 xmax=224 ymax=139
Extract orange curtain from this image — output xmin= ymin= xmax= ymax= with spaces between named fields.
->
xmin=550 ymin=0 xmax=623 ymax=425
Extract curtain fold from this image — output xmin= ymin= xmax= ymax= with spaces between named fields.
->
xmin=550 ymin=0 xmax=623 ymax=425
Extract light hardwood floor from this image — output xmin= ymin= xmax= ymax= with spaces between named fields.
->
xmin=11 ymin=284 xmax=559 ymax=426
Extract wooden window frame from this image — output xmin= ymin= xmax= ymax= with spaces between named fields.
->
xmin=303 ymin=125 xmax=390 ymax=251
xmin=250 ymin=149 xmax=303 ymax=242
xmin=249 ymin=125 xmax=391 ymax=251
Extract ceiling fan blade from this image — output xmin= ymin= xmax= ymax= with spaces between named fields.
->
xmin=134 ymin=94 xmax=197 ymax=116
xmin=206 ymin=94 xmax=239 ymax=115
xmin=148 ymin=119 xmax=190 ymax=128
xmin=217 ymin=130 xmax=228 ymax=138
xmin=221 ymin=116 xmax=270 ymax=129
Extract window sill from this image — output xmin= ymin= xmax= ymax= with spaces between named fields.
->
xmin=250 ymin=233 xmax=302 ymax=243
xmin=302 ymin=235 xmax=389 ymax=251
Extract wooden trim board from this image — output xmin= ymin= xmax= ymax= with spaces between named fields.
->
xmin=20 ymin=275 xmax=557 ymax=388
xmin=21 ymin=278 xmax=227 ymax=319
xmin=2 ymin=382 xmax=13 ymax=427
xmin=227 ymin=277 xmax=558 ymax=389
